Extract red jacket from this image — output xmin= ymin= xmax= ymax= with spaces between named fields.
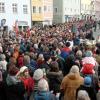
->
xmin=21 ymin=77 xmax=34 ymax=95
xmin=81 ymin=64 xmax=94 ymax=74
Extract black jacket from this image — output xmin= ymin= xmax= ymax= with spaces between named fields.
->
xmin=5 ymin=82 xmax=25 ymax=100
xmin=47 ymin=71 xmax=63 ymax=94
xmin=76 ymin=85 xmax=97 ymax=100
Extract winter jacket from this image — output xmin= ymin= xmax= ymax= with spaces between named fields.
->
xmin=5 ymin=74 xmax=25 ymax=100
xmin=60 ymin=73 xmax=84 ymax=100
xmin=77 ymin=85 xmax=97 ymax=100
xmin=21 ymin=77 xmax=34 ymax=95
xmin=81 ymin=64 xmax=95 ymax=74
xmin=34 ymin=91 xmax=57 ymax=100
xmin=47 ymin=71 xmax=63 ymax=94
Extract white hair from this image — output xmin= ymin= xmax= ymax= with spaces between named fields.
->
xmin=77 ymin=90 xmax=90 ymax=100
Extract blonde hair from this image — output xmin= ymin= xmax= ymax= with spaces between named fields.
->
xmin=77 ymin=90 xmax=90 ymax=100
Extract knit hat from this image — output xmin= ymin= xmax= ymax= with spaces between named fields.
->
xmin=38 ymin=79 xmax=49 ymax=91
xmin=33 ymin=69 xmax=44 ymax=80
xmin=77 ymin=90 xmax=90 ymax=100
xmin=70 ymin=65 xmax=79 ymax=73
xmin=19 ymin=66 xmax=28 ymax=73
xmin=84 ymin=51 xmax=93 ymax=57
xmin=76 ymin=50 xmax=82 ymax=57
xmin=0 ymin=54 xmax=6 ymax=60
xmin=38 ymin=54 xmax=44 ymax=60
xmin=84 ymin=76 xmax=92 ymax=87
xmin=34 ymin=44 xmax=38 ymax=49
xmin=85 ymin=40 xmax=92 ymax=46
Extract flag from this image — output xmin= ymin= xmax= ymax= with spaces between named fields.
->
xmin=15 ymin=20 xmax=19 ymax=37
xmin=26 ymin=27 xmax=30 ymax=37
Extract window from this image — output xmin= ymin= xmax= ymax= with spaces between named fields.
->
xmin=44 ymin=6 xmax=47 ymax=12
xmin=12 ymin=3 xmax=18 ymax=13
xmin=0 ymin=2 xmax=5 ymax=13
xmin=23 ymin=5 xmax=28 ymax=14
xmin=54 ymin=8 xmax=57 ymax=13
xmin=39 ymin=7 xmax=41 ymax=13
xmin=33 ymin=6 xmax=36 ymax=13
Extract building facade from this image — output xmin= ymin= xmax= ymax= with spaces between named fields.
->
xmin=0 ymin=0 xmax=31 ymax=31
xmin=53 ymin=0 xmax=81 ymax=24
xmin=81 ymin=0 xmax=92 ymax=15
xmin=43 ymin=0 xmax=53 ymax=25
xmin=94 ymin=0 xmax=100 ymax=20
xmin=32 ymin=0 xmax=53 ymax=26
xmin=31 ymin=0 xmax=43 ymax=25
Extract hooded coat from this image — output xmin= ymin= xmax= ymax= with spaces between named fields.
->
xmin=5 ymin=74 xmax=25 ymax=100
xmin=60 ymin=73 xmax=84 ymax=100
xmin=47 ymin=71 xmax=63 ymax=94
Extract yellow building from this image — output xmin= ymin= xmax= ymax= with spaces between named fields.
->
xmin=31 ymin=0 xmax=43 ymax=25
xmin=81 ymin=0 xmax=92 ymax=15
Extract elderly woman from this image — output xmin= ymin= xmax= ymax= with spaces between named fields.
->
xmin=60 ymin=65 xmax=84 ymax=100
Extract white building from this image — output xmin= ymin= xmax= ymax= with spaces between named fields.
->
xmin=0 ymin=0 xmax=31 ymax=31
xmin=53 ymin=0 xmax=81 ymax=23
xmin=42 ymin=0 xmax=53 ymax=26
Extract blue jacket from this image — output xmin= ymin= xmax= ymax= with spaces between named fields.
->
xmin=34 ymin=91 xmax=57 ymax=100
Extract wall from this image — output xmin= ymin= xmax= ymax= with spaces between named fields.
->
xmin=81 ymin=0 xmax=91 ymax=14
xmin=53 ymin=0 xmax=63 ymax=23
xmin=0 ymin=0 xmax=31 ymax=30
xmin=43 ymin=0 xmax=53 ymax=25
xmin=32 ymin=0 xmax=43 ymax=21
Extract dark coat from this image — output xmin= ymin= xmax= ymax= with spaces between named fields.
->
xmin=47 ymin=71 xmax=63 ymax=94
xmin=5 ymin=82 xmax=25 ymax=100
xmin=76 ymin=85 xmax=97 ymax=100
xmin=5 ymin=75 xmax=25 ymax=100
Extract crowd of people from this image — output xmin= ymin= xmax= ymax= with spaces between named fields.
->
xmin=0 ymin=18 xmax=100 ymax=100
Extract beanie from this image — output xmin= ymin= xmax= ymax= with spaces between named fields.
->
xmin=70 ymin=65 xmax=79 ymax=73
xmin=38 ymin=79 xmax=49 ymax=91
xmin=84 ymin=51 xmax=92 ymax=57
xmin=77 ymin=90 xmax=90 ymax=100
xmin=33 ymin=69 xmax=43 ymax=80
xmin=84 ymin=76 xmax=92 ymax=87
xmin=19 ymin=66 xmax=28 ymax=73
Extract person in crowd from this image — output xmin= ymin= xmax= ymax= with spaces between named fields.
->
xmin=47 ymin=61 xmax=63 ymax=95
xmin=77 ymin=90 xmax=90 ymax=100
xmin=5 ymin=64 xmax=25 ymax=100
xmin=60 ymin=65 xmax=84 ymax=100
xmin=33 ymin=68 xmax=45 ymax=95
xmin=81 ymin=50 xmax=97 ymax=75
xmin=34 ymin=78 xmax=57 ymax=100
xmin=77 ymin=76 xmax=97 ymax=100
xmin=17 ymin=66 xmax=34 ymax=100
xmin=17 ymin=51 xmax=24 ymax=68
xmin=0 ymin=54 xmax=7 ymax=71
xmin=40 ymin=55 xmax=52 ymax=72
